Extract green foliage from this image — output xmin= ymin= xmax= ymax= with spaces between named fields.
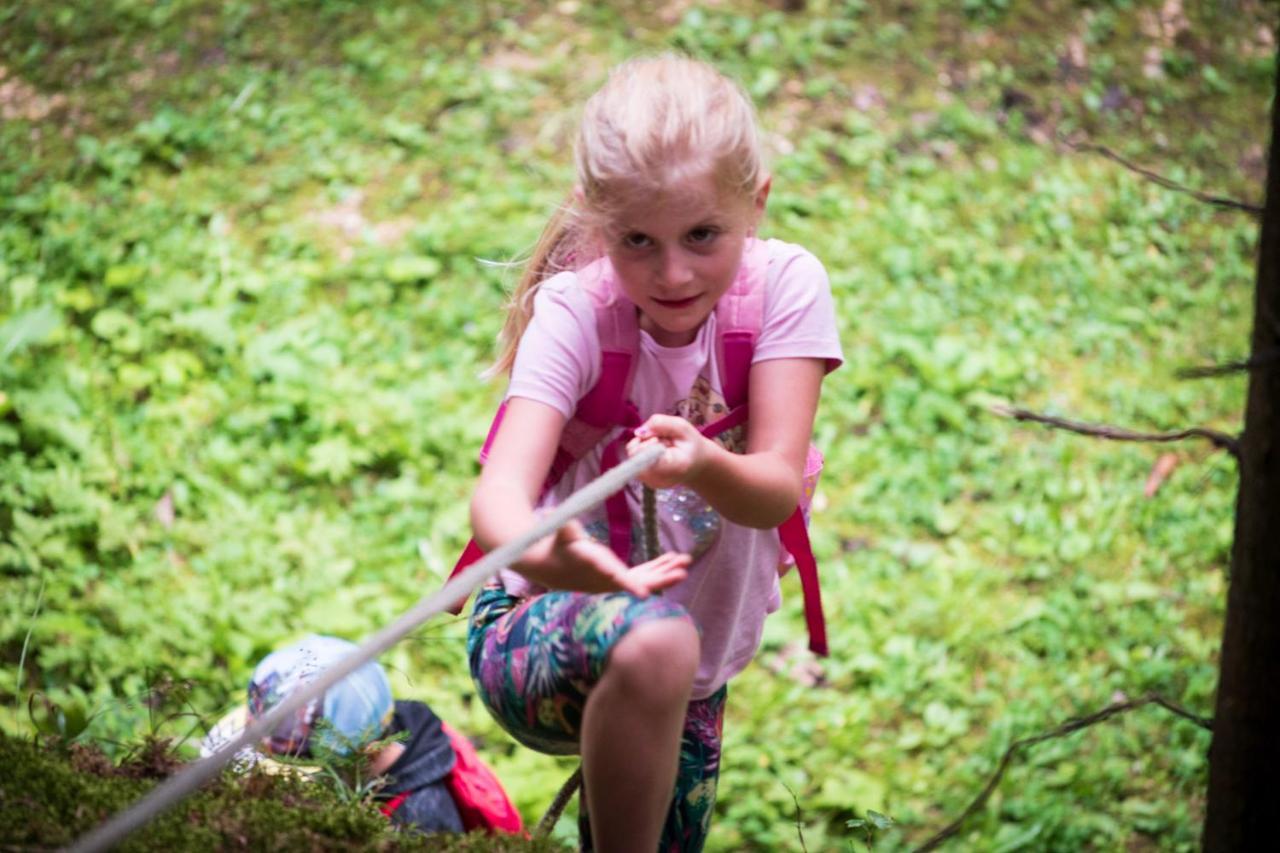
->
xmin=847 ymin=809 xmax=895 ymax=848
xmin=0 ymin=732 xmax=396 ymax=849
xmin=0 ymin=0 xmax=1273 ymax=848
xmin=0 ymin=731 xmax=563 ymax=850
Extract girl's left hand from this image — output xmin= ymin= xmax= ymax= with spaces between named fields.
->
xmin=626 ymin=414 xmax=709 ymax=490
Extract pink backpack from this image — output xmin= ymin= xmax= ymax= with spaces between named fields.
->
xmin=379 ymin=722 xmax=525 ymax=835
xmin=449 ymin=238 xmax=828 ymax=656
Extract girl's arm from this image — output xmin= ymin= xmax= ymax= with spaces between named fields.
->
xmin=627 ymin=357 xmax=825 ymax=529
xmin=471 ymin=396 xmax=690 ymax=594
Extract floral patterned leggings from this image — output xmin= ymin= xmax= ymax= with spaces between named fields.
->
xmin=467 ymin=581 xmax=727 ymax=852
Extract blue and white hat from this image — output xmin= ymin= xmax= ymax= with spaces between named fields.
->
xmin=246 ymin=635 xmax=393 ymax=758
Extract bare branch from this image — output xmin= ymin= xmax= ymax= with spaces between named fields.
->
xmin=1065 ymin=139 xmax=1263 ymax=216
xmin=782 ymin=782 xmax=809 ymax=853
xmin=913 ymin=694 xmax=1212 ymax=853
xmin=1149 ymin=694 xmax=1214 ymax=730
xmin=990 ymin=404 xmax=1241 ymax=459
xmin=1177 ymin=348 xmax=1280 ymax=379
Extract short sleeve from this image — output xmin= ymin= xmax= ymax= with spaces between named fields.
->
xmin=753 ymin=240 xmax=844 ymax=373
xmin=506 ymin=272 xmax=600 ymax=418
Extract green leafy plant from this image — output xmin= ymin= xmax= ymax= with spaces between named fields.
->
xmin=846 ymin=809 xmax=895 ymax=849
xmin=0 ymin=0 xmax=1269 ymax=848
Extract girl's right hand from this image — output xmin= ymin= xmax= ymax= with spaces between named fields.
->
xmin=524 ymin=520 xmax=690 ymax=597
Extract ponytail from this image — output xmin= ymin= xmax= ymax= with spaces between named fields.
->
xmin=487 ymin=197 xmax=591 ymax=378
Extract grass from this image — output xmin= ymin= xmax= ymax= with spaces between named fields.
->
xmin=1 ymin=0 xmax=1275 ymax=848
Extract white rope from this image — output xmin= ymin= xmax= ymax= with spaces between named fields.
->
xmin=67 ymin=443 xmax=662 ymax=853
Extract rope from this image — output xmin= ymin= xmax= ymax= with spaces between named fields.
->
xmin=67 ymin=443 xmax=664 ymax=853
xmin=642 ymin=485 xmax=660 ymax=562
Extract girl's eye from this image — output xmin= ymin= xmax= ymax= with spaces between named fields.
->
xmin=622 ymin=233 xmax=651 ymax=249
xmin=687 ymin=227 xmax=718 ymax=245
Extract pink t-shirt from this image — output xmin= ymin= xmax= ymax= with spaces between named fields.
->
xmin=501 ymin=238 xmax=844 ymax=698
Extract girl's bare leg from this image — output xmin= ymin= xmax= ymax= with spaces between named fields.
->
xmin=580 ymin=618 xmax=700 ymax=852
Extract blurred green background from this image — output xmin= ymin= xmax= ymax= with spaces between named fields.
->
xmin=1 ymin=1 xmax=1275 ymax=848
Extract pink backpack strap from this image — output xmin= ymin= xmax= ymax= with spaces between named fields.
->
xmin=576 ymin=258 xmax=642 ymax=559
xmin=444 ymin=405 xmax=510 ymax=614
xmin=572 ymin=257 xmax=641 ymax=429
xmin=544 ymin=259 xmax=641 ymax=487
xmin=778 ymin=510 xmax=828 ymax=656
xmin=446 ymin=258 xmax=641 ymax=607
xmin=706 ymin=238 xmax=830 ymax=658
xmin=714 ymin=237 xmax=769 ymax=409
xmin=446 ymin=396 xmax=536 ymax=614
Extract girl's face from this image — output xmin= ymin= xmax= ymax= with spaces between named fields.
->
xmin=600 ymin=171 xmax=769 ymax=347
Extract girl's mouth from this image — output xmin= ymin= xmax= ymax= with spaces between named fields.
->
xmin=653 ymin=295 xmax=699 ymax=309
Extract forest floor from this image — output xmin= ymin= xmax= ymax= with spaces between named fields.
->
xmin=1 ymin=1 xmax=1276 ymax=849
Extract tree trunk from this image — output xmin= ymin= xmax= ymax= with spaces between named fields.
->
xmin=1203 ymin=43 xmax=1280 ymax=851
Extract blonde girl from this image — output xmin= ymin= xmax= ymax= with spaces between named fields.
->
xmin=466 ymin=54 xmax=843 ymax=851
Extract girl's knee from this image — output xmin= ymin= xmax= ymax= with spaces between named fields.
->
xmin=606 ymin=617 xmax=700 ymax=704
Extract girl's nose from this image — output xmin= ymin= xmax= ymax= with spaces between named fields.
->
xmin=659 ymin=249 xmax=694 ymax=288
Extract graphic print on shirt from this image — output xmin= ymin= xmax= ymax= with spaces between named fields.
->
xmin=646 ymin=375 xmax=745 ymax=564
xmin=582 ymin=376 xmax=743 ymax=565
xmin=673 ymin=375 xmax=746 ymax=453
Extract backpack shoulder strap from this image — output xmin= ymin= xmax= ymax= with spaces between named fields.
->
xmin=569 ymin=257 xmax=641 ymax=431
xmin=445 ymin=258 xmax=643 ymax=606
xmin=479 ymin=258 xmax=641 ymax=475
xmin=708 ymin=239 xmax=831 ymax=658
xmin=713 ymin=237 xmax=769 ymax=410
xmin=549 ymin=257 xmax=641 ymax=483
xmin=570 ymin=257 xmax=642 ymax=560
xmin=472 ymin=256 xmax=636 ymax=461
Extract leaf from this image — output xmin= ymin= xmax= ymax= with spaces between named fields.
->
xmin=0 ymin=304 xmax=61 ymax=362
xmin=12 ymin=386 xmax=90 ymax=454
xmin=90 ymin=308 xmax=143 ymax=352
xmin=301 ymin=596 xmax=371 ymax=636
xmin=384 ymin=255 xmax=442 ymax=284
xmin=171 ymin=306 xmax=237 ymax=351
xmin=752 ymin=66 xmax=782 ymax=99
xmin=816 ymin=767 xmax=886 ymax=813
xmin=104 ymin=263 xmax=146 ymax=290
xmin=381 ymin=116 xmax=430 ymax=149
xmin=991 ymin=820 xmax=1046 ymax=853
xmin=306 ymin=436 xmax=370 ymax=482
xmin=932 ymin=504 xmax=961 ymax=536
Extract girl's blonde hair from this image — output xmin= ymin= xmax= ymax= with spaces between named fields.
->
xmin=489 ymin=54 xmax=765 ymax=376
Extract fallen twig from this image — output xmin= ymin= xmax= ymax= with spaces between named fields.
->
xmin=913 ymin=693 xmax=1212 ymax=852
xmin=990 ymin=404 xmax=1240 ymax=459
xmin=1065 ymin=139 xmax=1263 ymax=215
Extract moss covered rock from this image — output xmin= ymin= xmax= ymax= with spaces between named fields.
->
xmin=0 ymin=733 xmax=563 ymax=851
